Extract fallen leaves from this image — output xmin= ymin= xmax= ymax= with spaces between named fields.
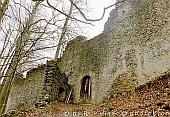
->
xmin=16 ymin=72 xmax=170 ymax=117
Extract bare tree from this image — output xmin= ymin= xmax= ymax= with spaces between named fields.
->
xmin=0 ymin=1 xmax=42 ymax=114
xmin=48 ymin=0 xmax=127 ymax=59
xmin=0 ymin=0 xmax=87 ymax=114
xmin=0 ymin=0 xmax=9 ymax=21
xmin=45 ymin=0 xmax=127 ymax=23
xmin=54 ymin=0 xmax=73 ymax=59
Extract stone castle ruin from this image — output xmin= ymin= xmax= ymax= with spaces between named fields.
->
xmin=5 ymin=0 xmax=170 ymax=112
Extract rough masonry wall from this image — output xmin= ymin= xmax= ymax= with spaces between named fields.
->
xmin=102 ymin=0 xmax=170 ymax=101
xmin=5 ymin=60 xmax=72 ymax=112
xmin=5 ymin=0 xmax=170 ymax=109
xmin=59 ymin=35 xmax=111 ymax=104
xmin=5 ymin=65 xmax=45 ymax=112
xmin=40 ymin=60 xmax=71 ymax=104
xmin=106 ymin=0 xmax=170 ymax=81
xmin=59 ymin=0 xmax=170 ymax=104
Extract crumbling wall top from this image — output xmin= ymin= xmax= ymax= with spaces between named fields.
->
xmin=104 ymin=0 xmax=132 ymax=31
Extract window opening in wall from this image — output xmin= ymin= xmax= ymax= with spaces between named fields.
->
xmin=80 ymin=75 xmax=91 ymax=99
xmin=59 ymin=87 xmax=65 ymax=94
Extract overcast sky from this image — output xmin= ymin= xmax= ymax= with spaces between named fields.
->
xmin=87 ymin=0 xmax=116 ymax=38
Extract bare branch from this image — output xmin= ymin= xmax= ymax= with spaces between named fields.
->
xmin=69 ymin=0 xmax=127 ymax=22
xmin=46 ymin=0 xmax=94 ymax=26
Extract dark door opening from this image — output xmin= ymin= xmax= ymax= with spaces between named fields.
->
xmin=80 ymin=75 xmax=91 ymax=99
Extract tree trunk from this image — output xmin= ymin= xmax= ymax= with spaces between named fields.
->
xmin=0 ymin=0 xmax=9 ymax=21
xmin=0 ymin=2 xmax=41 ymax=115
xmin=55 ymin=2 xmax=73 ymax=60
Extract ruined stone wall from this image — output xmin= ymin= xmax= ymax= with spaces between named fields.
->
xmin=104 ymin=0 xmax=132 ymax=31
xmin=59 ymin=0 xmax=170 ymax=104
xmin=40 ymin=60 xmax=71 ymax=103
xmin=5 ymin=65 xmax=45 ymax=112
xmin=5 ymin=60 xmax=71 ymax=112
xmin=59 ymin=35 xmax=111 ymax=104
xmin=5 ymin=0 xmax=170 ymax=110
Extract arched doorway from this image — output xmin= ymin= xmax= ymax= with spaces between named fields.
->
xmin=80 ymin=75 xmax=92 ymax=100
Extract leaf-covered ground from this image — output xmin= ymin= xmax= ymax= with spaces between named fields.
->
xmin=15 ymin=73 xmax=170 ymax=117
